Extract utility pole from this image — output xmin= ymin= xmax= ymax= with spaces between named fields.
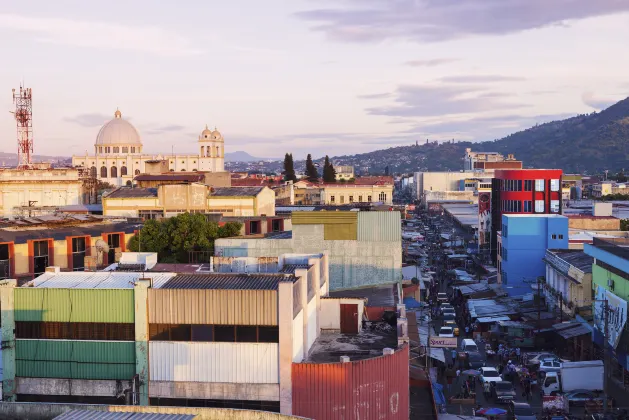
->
xmin=537 ymin=276 xmax=542 ymax=334
xmin=603 ymin=299 xmax=609 ymax=413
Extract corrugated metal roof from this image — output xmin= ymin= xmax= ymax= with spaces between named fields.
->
xmin=211 ymin=187 xmax=264 ymax=197
xmin=159 ymin=273 xmax=296 ymax=290
xmin=27 ymin=272 xmax=176 ymax=289
xmin=279 ymin=264 xmax=310 ymax=273
xmin=0 ymin=221 xmax=140 ymax=244
xmin=357 ymin=211 xmax=401 ymax=242
xmin=54 ymin=411 xmax=196 ymax=419
xmin=134 ymin=173 xmax=204 ymax=182
xmin=105 ymin=187 xmax=158 ymax=199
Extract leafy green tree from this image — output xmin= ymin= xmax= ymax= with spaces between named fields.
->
xmin=617 ymin=170 xmax=627 ymax=183
xmin=305 ymin=154 xmax=319 ymax=182
xmin=128 ymin=213 xmax=242 ymax=263
xmin=283 ymin=153 xmax=297 ymax=182
xmin=322 ymin=155 xmax=336 ymax=183
xmin=621 ymin=219 xmax=629 ymax=231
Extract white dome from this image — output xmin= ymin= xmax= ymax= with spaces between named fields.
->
xmin=95 ymin=109 xmax=141 ymax=146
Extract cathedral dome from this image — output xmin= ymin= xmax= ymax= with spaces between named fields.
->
xmin=211 ymin=129 xmax=223 ymax=142
xmin=95 ymin=109 xmax=142 ymax=146
xmin=200 ymin=125 xmax=213 ymax=140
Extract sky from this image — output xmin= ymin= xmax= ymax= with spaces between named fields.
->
xmin=1 ymin=0 xmax=628 ymax=160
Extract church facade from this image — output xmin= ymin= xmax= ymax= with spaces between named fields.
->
xmin=72 ymin=109 xmax=225 ymax=186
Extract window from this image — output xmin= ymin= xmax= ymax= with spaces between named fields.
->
xmin=349 ymin=195 xmax=354 ymax=203
xmin=330 ymin=195 xmax=335 ymax=203
xmin=558 ymin=234 xmax=564 ymax=240
xmin=552 ymin=234 xmax=557 ymax=239
xmin=535 ymin=179 xmax=545 ymax=191
xmin=100 ymin=166 xmax=107 ymax=178
xmin=107 ymin=233 xmax=121 ymax=265
xmin=135 ymin=169 xmax=140 ymax=175
xmin=379 ymin=192 xmax=387 ymax=201
xmin=71 ymin=237 xmax=86 ymax=271
xmin=0 ymin=243 xmax=10 ymax=280
xmin=340 ymin=196 xmax=345 ymax=204
xmin=249 ymin=221 xmax=261 ymax=234
xmin=181 ymin=160 xmax=185 ymax=164
xmin=149 ymin=324 xmax=280 ymax=343
xmin=110 ymin=165 xmax=118 ymax=178
xmin=518 ymin=180 xmax=522 ymax=191
xmin=550 ymin=200 xmax=560 ymax=213
xmin=114 ymin=147 xmax=120 ymax=153
xmin=535 ymin=200 xmax=545 ymax=213
xmin=550 ymin=179 xmax=560 ymax=192
xmin=191 ymin=325 xmax=213 ymax=341
xmin=236 ymin=326 xmax=258 ymax=343
xmin=517 ymin=201 xmax=522 ymax=212
xmin=215 ymin=326 xmax=236 ymax=342
xmin=16 ymin=321 xmax=134 ymax=341
xmin=122 ymin=147 xmax=128 ymax=153
xmin=99 ymin=147 xmax=103 ymax=153
xmin=120 ymin=166 xmax=128 ymax=176
xmin=33 ymin=240 xmax=49 ymax=276
xmin=367 ymin=195 xmax=372 ymax=202
xmin=524 ymin=200 xmax=532 ymax=212
xmin=131 ymin=147 xmax=136 ymax=153
xmin=271 ymin=219 xmax=282 ymax=232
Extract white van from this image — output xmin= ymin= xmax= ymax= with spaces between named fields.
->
xmin=460 ymin=338 xmax=478 ymax=353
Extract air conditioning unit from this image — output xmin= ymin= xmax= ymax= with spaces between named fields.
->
xmin=608 ymin=278 xmax=615 ymax=290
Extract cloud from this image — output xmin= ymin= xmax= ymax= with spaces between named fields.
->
xmin=296 ymin=0 xmax=629 ymax=43
xmin=0 ymin=13 xmax=203 ymax=56
xmin=439 ymin=75 xmax=526 ymax=83
xmin=365 ymin=84 xmax=529 ymax=117
xmin=64 ymin=113 xmax=112 ymax=127
xmin=144 ymin=124 xmax=187 ymax=135
xmin=581 ymin=91 xmax=618 ymax=110
xmin=405 ymin=58 xmax=459 ymax=67
xmin=357 ymin=92 xmax=391 ymax=99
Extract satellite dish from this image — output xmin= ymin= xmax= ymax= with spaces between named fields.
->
xmin=95 ymin=239 xmax=110 ymax=266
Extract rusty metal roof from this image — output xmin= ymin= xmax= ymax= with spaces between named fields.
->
xmin=160 ymin=273 xmax=296 ymax=290
xmin=211 ymin=187 xmax=265 ymax=197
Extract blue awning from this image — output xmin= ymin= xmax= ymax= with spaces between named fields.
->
xmin=404 ymin=296 xmax=424 ymax=309
xmin=432 ymin=381 xmax=446 ymax=405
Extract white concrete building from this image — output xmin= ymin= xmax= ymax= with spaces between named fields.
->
xmin=72 ymin=109 xmax=225 ymax=186
xmin=544 ymin=249 xmax=593 ymax=317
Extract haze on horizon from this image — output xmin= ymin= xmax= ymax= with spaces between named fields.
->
xmin=0 ymin=0 xmax=628 ymax=160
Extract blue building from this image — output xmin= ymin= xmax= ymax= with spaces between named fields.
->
xmin=498 ymin=214 xmax=569 ymax=296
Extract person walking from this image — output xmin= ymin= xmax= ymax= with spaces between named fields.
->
xmin=515 ymin=347 xmax=521 ymax=364
xmin=451 ymin=349 xmax=457 ymax=367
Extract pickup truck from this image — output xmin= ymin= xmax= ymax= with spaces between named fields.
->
xmin=541 ymin=360 xmax=603 ymax=396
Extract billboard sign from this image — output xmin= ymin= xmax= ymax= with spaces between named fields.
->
xmin=429 ymin=337 xmax=458 ymax=348
xmin=594 ymin=285 xmax=627 ymax=349
xmin=478 ymin=192 xmax=491 ymax=246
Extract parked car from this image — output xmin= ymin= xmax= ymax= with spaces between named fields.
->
xmin=508 ymin=401 xmax=536 ymax=420
xmin=491 ymin=381 xmax=517 ymax=403
xmin=441 ymin=304 xmax=454 ymax=313
xmin=526 ymin=352 xmax=568 ymax=366
xmin=538 ymin=357 xmax=563 ymax=373
xmin=442 ymin=313 xmax=456 ymax=324
xmin=437 ymin=292 xmax=449 ymax=303
xmin=479 ymin=367 xmax=502 ymax=384
xmin=464 ymin=351 xmax=485 ymax=369
xmin=439 ymin=327 xmax=454 ymax=338
xmin=564 ymin=389 xmax=604 ymax=406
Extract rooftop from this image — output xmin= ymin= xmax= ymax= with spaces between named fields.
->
xmin=0 ymin=219 xmax=140 ymax=244
xmin=160 ymin=273 xmax=297 ymax=290
xmin=104 ymin=187 xmax=158 ymax=199
xmin=25 ymin=271 xmax=176 ymax=289
xmin=279 ymin=263 xmax=311 ymax=273
xmin=304 ymin=325 xmax=397 ymax=362
xmin=210 ymin=186 xmax=265 ymax=197
xmin=546 ymin=249 xmax=593 ymax=273
xmin=328 ymin=283 xmax=398 ymax=307
xmin=134 ymin=173 xmax=205 ymax=182
xmin=54 ymin=411 xmax=196 ymax=419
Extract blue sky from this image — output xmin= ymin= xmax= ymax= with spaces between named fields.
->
xmin=1 ymin=0 xmax=628 ymax=159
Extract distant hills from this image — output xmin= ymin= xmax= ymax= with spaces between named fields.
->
xmin=325 ymin=97 xmax=629 ymax=174
xmin=225 ymin=151 xmax=279 ymax=162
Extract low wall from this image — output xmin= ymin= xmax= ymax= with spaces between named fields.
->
xmin=0 ymin=402 xmax=309 ymax=420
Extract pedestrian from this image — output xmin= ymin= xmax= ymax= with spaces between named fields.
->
xmin=451 ymin=349 xmax=457 ymax=366
xmin=464 ymin=325 xmax=469 ymax=337
xmin=483 ymin=380 xmax=491 ymax=399
xmin=456 ymin=368 xmax=461 ymax=384
xmin=515 ymin=347 xmax=521 ymax=363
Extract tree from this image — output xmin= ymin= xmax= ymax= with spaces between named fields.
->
xmin=283 ymin=153 xmax=297 ymax=182
xmin=618 ymin=170 xmax=627 ymax=183
xmin=322 ymin=155 xmax=336 ymax=183
xmin=305 ymin=154 xmax=319 ymax=182
xmin=128 ymin=213 xmax=242 ymax=263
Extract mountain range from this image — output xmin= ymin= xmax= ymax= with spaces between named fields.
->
xmin=325 ymin=96 xmax=629 ymax=175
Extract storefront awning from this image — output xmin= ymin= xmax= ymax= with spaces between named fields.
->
xmin=477 ymin=316 xmax=510 ymax=323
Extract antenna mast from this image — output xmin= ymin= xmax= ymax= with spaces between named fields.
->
xmin=12 ymin=85 xmax=34 ymax=169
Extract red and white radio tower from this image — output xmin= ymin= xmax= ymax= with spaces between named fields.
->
xmin=12 ymin=85 xmax=34 ymax=169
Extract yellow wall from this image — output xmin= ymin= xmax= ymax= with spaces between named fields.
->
xmin=209 ymin=188 xmax=276 ymax=217
xmin=102 ymin=197 xmax=160 ymax=217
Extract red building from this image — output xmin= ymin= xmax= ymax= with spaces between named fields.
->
xmin=490 ymin=169 xmax=563 ymax=262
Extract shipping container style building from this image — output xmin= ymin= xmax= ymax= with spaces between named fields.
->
xmin=0 ymin=250 xmax=410 ymax=418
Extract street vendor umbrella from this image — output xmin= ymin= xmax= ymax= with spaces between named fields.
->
xmin=460 ymin=369 xmax=481 ymax=377
xmin=477 ymin=407 xmax=507 ymax=416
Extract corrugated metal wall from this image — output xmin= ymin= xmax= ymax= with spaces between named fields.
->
xmin=148 ymin=289 xmax=277 ymax=326
xmin=292 ymin=212 xmax=358 ymax=240
xmin=16 ymin=339 xmax=136 ymax=380
xmin=14 ymin=289 xmax=135 ymax=323
xmin=357 ymin=212 xmax=401 ymax=242
xmin=292 ymin=345 xmax=409 ymax=420
xmin=149 ymin=342 xmax=279 ymax=384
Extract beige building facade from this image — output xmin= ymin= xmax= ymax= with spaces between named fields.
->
xmin=102 ymin=185 xmax=276 ymax=218
xmin=322 ymin=183 xmax=393 ymax=205
xmin=72 ymin=110 xmax=226 ymax=187
xmin=0 ymin=168 xmax=85 ymax=218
